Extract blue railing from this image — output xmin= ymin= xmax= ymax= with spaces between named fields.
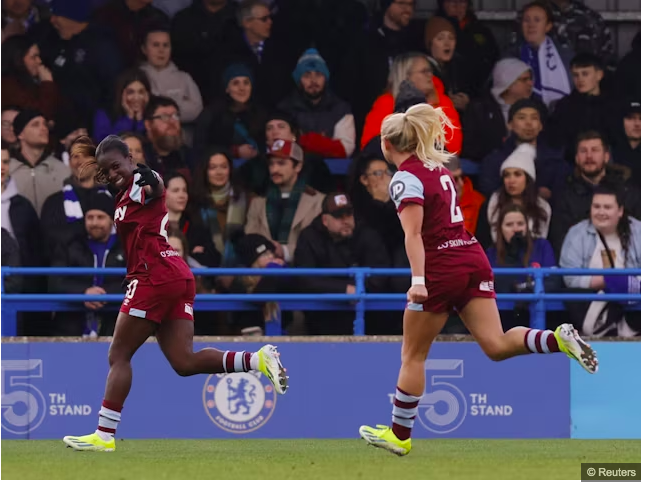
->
xmin=1 ymin=267 xmax=640 ymax=336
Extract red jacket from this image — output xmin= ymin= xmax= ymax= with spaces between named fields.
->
xmin=360 ymin=76 xmax=463 ymax=154
xmin=459 ymin=176 xmax=484 ymax=235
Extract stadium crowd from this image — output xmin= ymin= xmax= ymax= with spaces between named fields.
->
xmin=1 ymin=0 xmax=641 ymax=337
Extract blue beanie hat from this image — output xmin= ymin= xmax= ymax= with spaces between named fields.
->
xmin=292 ymin=48 xmax=330 ymax=84
xmin=51 ymin=0 xmax=91 ymax=22
xmin=222 ymin=63 xmax=254 ymax=88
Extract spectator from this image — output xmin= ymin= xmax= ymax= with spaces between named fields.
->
xmin=1 ymin=228 xmax=22 ymax=293
xmin=610 ymin=99 xmax=640 ymax=187
xmin=293 ymin=192 xmax=390 ymax=335
xmin=1 ymin=146 xmax=42 ymax=270
xmin=447 ymin=156 xmax=483 ymax=234
xmin=338 ymin=0 xmax=419 ymax=135
xmin=48 ymin=191 xmax=125 ymax=336
xmin=8 ymin=109 xmax=69 ymax=215
xmin=51 ymin=115 xmax=89 ymax=163
xmin=40 ymin=135 xmax=111 ymax=257
xmin=560 ymin=186 xmax=640 ymax=336
xmin=549 ymin=130 xmax=641 ymax=255
xmin=93 ymin=68 xmax=150 ymax=143
xmin=139 ymin=24 xmax=203 ymax=125
xmin=217 ymin=0 xmax=295 ymax=107
xmin=547 ymin=53 xmax=613 ymax=161
xmin=142 ymin=95 xmax=193 ymax=179
xmin=433 ymin=0 xmax=499 ymax=90
xmin=170 ymin=0 xmax=238 ymax=102
xmin=360 ymin=52 xmax=462 ymax=154
xmin=193 ymin=63 xmax=265 ymax=161
xmin=461 ymin=58 xmax=542 ymax=162
xmin=507 ymin=1 xmax=573 ymax=111
xmin=278 ymin=48 xmax=355 ymax=158
xmin=1 ymin=35 xmax=62 ymax=122
xmin=152 ymin=0 xmax=191 ymax=19
xmin=424 ymin=16 xmax=474 ymax=112
xmin=486 ymin=204 xmax=559 ymax=331
xmin=228 ymin=232 xmax=292 ymax=335
xmin=120 ymin=131 xmax=147 ymax=165
xmin=1 ymin=106 xmax=20 ymax=153
xmin=164 ymin=171 xmax=222 ymax=268
xmin=479 ymin=98 xmax=565 ymax=199
xmin=546 ymin=0 xmax=612 ymax=64
xmin=477 ymin=143 xmax=551 ymax=248
xmin=35 ymin=0 xmax=122 ymax=127
xmin=191 ymin=147 xmax=248 ymax=267
xmin=244 ymin=139 xmax=324 ymax=263
xmin=1 ymin=0 xmax=50 ymax=42
xmin=92 ymin=0 xmax=168 ymax=68
xmin=237 ymin=111 xmax=334 ymax=196
xmin=612 ymin=32 xmax=639 ymax=102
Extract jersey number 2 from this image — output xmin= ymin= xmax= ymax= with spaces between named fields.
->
xmin=440 ymin=175 xmax=464 ymax=224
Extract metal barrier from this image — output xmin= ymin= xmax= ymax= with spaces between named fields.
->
xmin=1 ymin=267 xmax=640 ymax=336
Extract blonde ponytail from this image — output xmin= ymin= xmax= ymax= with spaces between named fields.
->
xmin=381 ymin=103 xmax=456 ymax=168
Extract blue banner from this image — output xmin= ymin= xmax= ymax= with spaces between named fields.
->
xmin=570 ymin=342 xmax=640 ymax=439
xmin=1 ymin=342 xmax=569 ymax=440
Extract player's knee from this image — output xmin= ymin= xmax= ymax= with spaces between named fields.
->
xmin=481 ymin=341 xmax=507 ymax=362
xmin=170 ymin=360 xmax=193 ymax=377
xmin=107 ymin=345 xmax=129 ymax=367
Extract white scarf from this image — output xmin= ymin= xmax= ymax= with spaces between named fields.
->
xmin=527 ymin=37 xmax=571 ymax=109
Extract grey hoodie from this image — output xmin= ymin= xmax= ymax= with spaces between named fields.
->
xmin=140 ymin=61 xmax=203 ymax=123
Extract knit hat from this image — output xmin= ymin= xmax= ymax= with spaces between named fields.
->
xmin=85 ymin=191 xmax=115 ymax=218
xmin=425 ymin=16 xmax=456 ymax=44
xmin=499 ymin=143 xmax=536 ymax=181
xmin=50 ymin=0 xmax=91 ymax=22
xmin=292 ymin=48 xmax=330 ymax=84
xmin=490 ymin=58 xmax=532 ymax=98
xmin=322 ymin=192 xmax=353 ymax=218
xmin=13 ymin=109 xmax=43 ymax=136
xmin=395 ymin=81 xmax=426 ymax=113
xmin=621 ymin=99 xmax=640 ymax=118
xmin=267 ymin=139 xmax=304 ymax=163
xmin=235 ymin=233 xmax=273 ymax=267
xmin=508 ymin=98 xmax=544 ymax=123
xmin=222 ymin=63 xmax=254 ymax=88
xmin=266 ymin=110 xmax=299 ymax=136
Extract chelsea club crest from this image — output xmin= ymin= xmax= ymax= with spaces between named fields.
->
xmin=202 ymin=372 xmax=276 ymax=434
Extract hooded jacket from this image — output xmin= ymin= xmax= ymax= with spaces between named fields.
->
xmin=8 ymin=151 xmax=70 ymax=216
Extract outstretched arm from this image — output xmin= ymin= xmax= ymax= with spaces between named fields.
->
xmin=134 ymin=164 xmax=164 ymax=199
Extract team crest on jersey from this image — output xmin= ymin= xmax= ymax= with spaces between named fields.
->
xmin=202 ymin=372 xmax=276 ymax=434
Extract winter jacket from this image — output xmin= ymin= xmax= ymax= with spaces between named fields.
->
xmin=1 ymin=228 xmax=22 ymax=294
xmin=1 ymin=76 xmax=62 ymax=122
xmin=460 ymin=176 xmax=485 ymax=234
xmin=549 ymin=165 xmax=641 ymax=256
xmin=1 ymin=181 xmax=43 ymax=269
xmin=278 ymin=89 xmax=355 ymax=158
xmin=172 ymin=212 xmax=222 ymax=268
xmin=92 ymin=110 xmax=145 ymax=143
xmin=293 ymin=216 xmax=390 ymax=334
xmin=8 ymin=151 xmax=70 ymax=216
xmin=560 ymin=218 xmax=640 ymax=289
xmin=140 ymin=61 xmax=203 ymax=123
xmin=360 ymin=76 xmax=463 ymax=153
xmin=428 ymin=53 xmax=476 ymax=101
xmin=479 ymin=135 xmax=568 ymax=197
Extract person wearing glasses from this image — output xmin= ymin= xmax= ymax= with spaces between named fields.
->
xmin=142 ymin=96 xmax=193 ymax=181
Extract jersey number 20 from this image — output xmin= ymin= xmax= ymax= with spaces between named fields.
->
xmin=440 ymin=175 xmax=464 ymax=224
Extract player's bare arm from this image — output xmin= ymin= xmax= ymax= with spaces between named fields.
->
xmin=399 ymin=204 xmax=427 ymax=304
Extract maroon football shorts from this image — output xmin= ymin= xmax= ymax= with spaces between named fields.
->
xmin=119 ymin=278 xmax=195 ymax=323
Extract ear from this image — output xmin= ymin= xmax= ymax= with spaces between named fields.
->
xmin=294 ymin=161 xmax=303 ymax=174
xmin=596 ymin=69 xmax=605 ymax=82
xmin=545 ymin=21 xmax=553 ymax=33
xmin=359 ymin=174 xmax=369 ymax=187
xmin=144 ymin=119 xmax=151 ymax=133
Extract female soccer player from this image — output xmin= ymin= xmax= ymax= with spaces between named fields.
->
xmin=358 ymin=104 xmax=597 ymax=456
xmin=63 ymin=135 xmax=288 ymax=452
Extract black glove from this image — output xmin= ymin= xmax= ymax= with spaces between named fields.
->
xmin=507 ymin=232 xmax=527 ymax=258
xmin=133 ymin=163 xmax=159 ymax=188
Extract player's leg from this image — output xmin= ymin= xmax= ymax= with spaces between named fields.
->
xmin=156 ymin=317 xmax=288 ymax=394
xmin=359 ymin=308 xmax=448 ymax=456
xmin=63 ymin=313 xmax=156 ymax=451
xmin=459 ymin=297 xmax=598 ymax=373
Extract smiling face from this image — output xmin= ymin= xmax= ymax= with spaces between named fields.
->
xmin=384 ymin=0 xmax=414 ymax=29
xmin=207 ymin=154 xmax=230 ymax=188
xmin=122 ymin=80 xmax=149 ymax=115
xmin=226 ymin=76 xmax=252 ymax=104
xmin=591 ymin=193 xmax=623 ymax=234
xmin=96 ymin=148 xmax=135 ymax=189
xmin=430 ymin=30 xmax=456 ymax=63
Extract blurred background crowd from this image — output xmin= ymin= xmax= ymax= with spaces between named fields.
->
xmin=0 ymin=0 xmax=640 ymax=337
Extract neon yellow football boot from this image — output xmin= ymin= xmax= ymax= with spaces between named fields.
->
xmin=257 ymin=344 xmax=289 ymax=394
xmin=63 ymin=432 xmax=116 ymax=452
xmin=359 ymin=424 xmax=412 ymax=456
xmin=555 ymin=323 xmax=598 ymax=374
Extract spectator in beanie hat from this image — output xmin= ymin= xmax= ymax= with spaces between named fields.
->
xmin=278 ymin=48 xmax=355 ymax=158
xmin=245 ymin=138 xmax=324 ymax=263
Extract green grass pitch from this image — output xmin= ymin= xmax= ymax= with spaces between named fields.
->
xmin=2 ymin=439 xmax=640 ymax=479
